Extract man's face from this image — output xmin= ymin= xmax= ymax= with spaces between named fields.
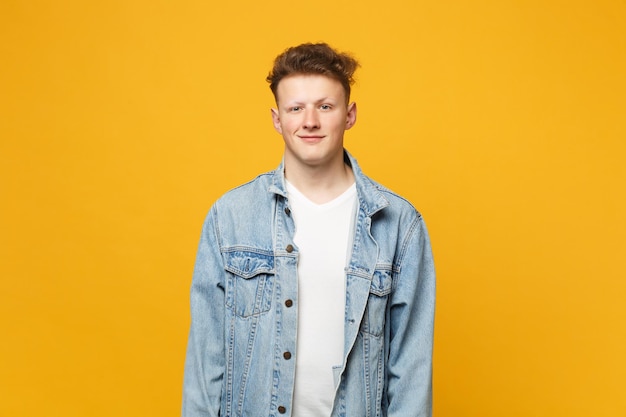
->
xmin=271 ymin=74 xmax=356 ymax=172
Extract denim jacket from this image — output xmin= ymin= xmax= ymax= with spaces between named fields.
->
xmin=182 ymin=151 xmax=435 ymax=417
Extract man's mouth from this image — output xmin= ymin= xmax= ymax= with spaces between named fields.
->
xmin=298 ymin=135 xmax=324 ymax=142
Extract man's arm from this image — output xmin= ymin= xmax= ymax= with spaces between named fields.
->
xmin=182 ymin=208 xmax=225 ymax=417
xmin=386 ymin=215 xmax=436 ymax=417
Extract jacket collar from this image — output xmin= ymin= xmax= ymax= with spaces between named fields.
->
xmin=268 ymin=149 xmax=389 ymax=217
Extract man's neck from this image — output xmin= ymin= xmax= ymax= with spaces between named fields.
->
xmin=284 ymin=157 xmax=355 ymax=205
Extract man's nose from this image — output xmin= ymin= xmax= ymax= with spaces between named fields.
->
xmin=302 ymin=109 xmax=320 ymax=129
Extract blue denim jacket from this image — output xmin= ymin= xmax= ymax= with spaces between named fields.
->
xmin=182 ymin=151 xmax=435 ymax=417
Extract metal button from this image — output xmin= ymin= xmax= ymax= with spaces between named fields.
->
xmin=283 ymin=351 xmax=291 ymax=360
xmin=284 ymin=207 xmax=291 ymax=216
xmin=278 ymin=406 xmax=286 ymax=414
xmin=285 ymin=299 xmax=293 ymax=308
xmin=286 ymin=244 xmax=294 ymax=253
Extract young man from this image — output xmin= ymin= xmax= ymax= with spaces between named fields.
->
xmin=182 ymin=43 xmax=435 ymax=417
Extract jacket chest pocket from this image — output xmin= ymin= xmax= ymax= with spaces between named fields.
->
xmin=361 ymin=267 xmax=393 ymax=337
xmin=224 ymin=250 xmax=275 ymax=318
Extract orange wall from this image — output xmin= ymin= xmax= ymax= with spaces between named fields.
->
xmin=1 ymin=1 xmax=625 ymax=416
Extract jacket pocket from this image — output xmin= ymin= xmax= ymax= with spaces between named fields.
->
xmin=360 ymin=266 xmax=393 ymax=337
xmin=224 ymin=250 xmax=275 ymax=318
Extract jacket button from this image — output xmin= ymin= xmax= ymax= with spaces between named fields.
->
xmin=286 ymin=244 xmax=294 ymax=253
xmin=284 ymin=207 xmax=291 ymax=216
xmin=283 ymin=351 xmax=292 ymax=360
xmin=285 ymin=299 xmax=293 ymax=308
xmin=278 ymin=405 xmax=286 ymax=414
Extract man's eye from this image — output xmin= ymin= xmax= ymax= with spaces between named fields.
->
xmin=290 ymin=107 xmax=301 ymax=112
xmin=320 ymin=104 xmax=331 ymax=110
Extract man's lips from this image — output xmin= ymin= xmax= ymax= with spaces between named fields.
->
xmin=298 ymin=135 xmax=325 ymax=142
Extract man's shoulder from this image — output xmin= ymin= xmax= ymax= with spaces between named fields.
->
xmin=213 ymin=170 xmax=277 ymax=209
xmin=360 ymin=174 xmax=423 ymax=220
xmin=348 ymin=151 xmax=422 ymax=220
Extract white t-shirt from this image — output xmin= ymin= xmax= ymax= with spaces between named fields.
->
xmin=286 ymin=181 xmax=357 ymax=417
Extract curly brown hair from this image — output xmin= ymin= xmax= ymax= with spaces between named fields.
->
xmin=266 ymin=43 xmax=360 ymax=103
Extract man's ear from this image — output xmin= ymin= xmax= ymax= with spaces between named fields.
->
xmin=346 ymin=102 xmax=357 ymax=130
xmin=271 ymin=108 xmax=282 ymax=134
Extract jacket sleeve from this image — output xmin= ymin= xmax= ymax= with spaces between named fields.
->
xmin=386 ymin=215 xmax=436 ymax=417
xmin=182 ymin=207 xmax=225 ymax=417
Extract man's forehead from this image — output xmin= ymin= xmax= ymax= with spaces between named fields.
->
xmin=276 ymin=74 xmax=347 ymax=103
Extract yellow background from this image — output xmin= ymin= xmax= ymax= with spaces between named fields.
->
xmin=1 ymin=1 xmax=625 ymax=415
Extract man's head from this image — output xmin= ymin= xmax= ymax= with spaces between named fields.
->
xmin=266 ymin=43 xmax=359 ymax=104
xmin=268 ymin=43 xmax=359 ymax=173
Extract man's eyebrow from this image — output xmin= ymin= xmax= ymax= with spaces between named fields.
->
xmin=315 ymin=97 xmax=338 ymax=103
xmin=286 ymin=97 xmax=337 ymax=105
